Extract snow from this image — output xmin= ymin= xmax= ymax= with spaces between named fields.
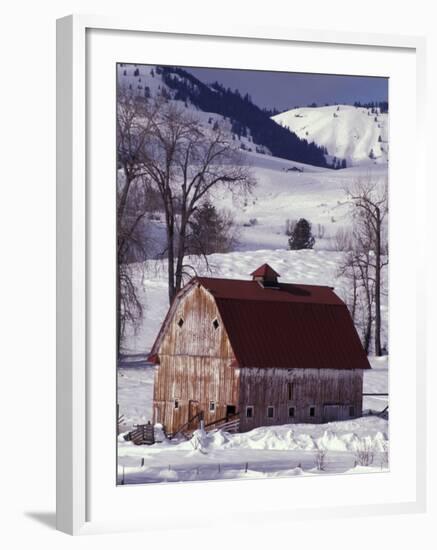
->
xmin=272 ymin=104 xmax=389 ymax=167
xmin=117 ymin=404 xmax=388 ymax=484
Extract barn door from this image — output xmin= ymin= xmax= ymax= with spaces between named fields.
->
xmin=323 ymin=404 xmax=341 ymax=422
xmin=188 ymin=400 xmax=199 ymax=429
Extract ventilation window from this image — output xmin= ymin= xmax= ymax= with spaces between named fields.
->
xmin=288 ymin=406 xmax=295 ymax=418
xmin=212 ymin=319 xmax=219 ymax=330
xmin=246 ymin=406 xmax=254 ymax=418
xmin=287 ymin=382 xmax=294 ymax=401
xmin=174 ymin=400 xmax=179 ymax=410
xmin=309 ymin=406 xmax=315 ymax=417
xmin=209 ymin=401 xmax=215 ymax=413
xmin=349 ymin=406 xmax=355 ymax=417
xmin=267 ymin=406 xmax=274 ymax=418
xmin=177 ymin=318 xmax=184 ymax=328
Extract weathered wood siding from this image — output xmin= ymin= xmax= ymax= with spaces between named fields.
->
xmin=153 ymin=285 xmax=239 ymax=434
xmin=238 ymin=368 xmax=364 ymax=431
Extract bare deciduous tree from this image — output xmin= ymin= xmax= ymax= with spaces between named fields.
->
xmin=339 ymin=176 xmax=388 ymax=355
xmin=333 ymin=227 xmax=353 ymax=252
xmin=140 ymin=100 xmax=255 ymax=303
xmin=116 ymin=91 xmax=159 ymax=356
xmin=285 ymin=218 xmax=297 ymax=237
xmin=316 ymin=223 xmax=326 ymax=240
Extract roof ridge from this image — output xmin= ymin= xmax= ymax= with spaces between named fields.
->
xmin=197 ymin=275 xmax=334 ymax=289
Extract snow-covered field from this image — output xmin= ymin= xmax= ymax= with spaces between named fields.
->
xmin=145 ymin=151 xmax=388 ymax=257
xmin=117 ymin=417 xmax=388 ymax=485
xmin=117 ymin=357 xmax=388 ymax=485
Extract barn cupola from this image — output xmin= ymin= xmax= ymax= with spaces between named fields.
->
xmin=250 ymin=264 xmax=281 ymax=289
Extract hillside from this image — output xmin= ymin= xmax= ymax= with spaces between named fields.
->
xmin=272 ymin=104 xmax=389 ymax=167
xmin=129 ymin=148 xmax=387 ymax=259
xmin=117 ymin=64 xmax=330 ymax=168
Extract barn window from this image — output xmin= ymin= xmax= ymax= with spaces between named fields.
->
xmin=288 ymin=406 xmax=295 ymax=418
xmin=246 ymin=406 xmax=254 ymax=418
xmin=174 ymin=400 xmax=179 ymax=409
xmin=209 ymin=401 xmax=216 ymax=413
xmin=177 ymin=318 xmax=184 ymax=328
xmin=267 ymin=406 xmax=274 ymax=418
xmin=349 ymin=405 xmax=355 ymax=417
xmin=309 ymin=406 xmax=315 ymax=417
xmin=212 ymin=319 xmax=219 ymax=330
xmin=287 ymin=382 xmax=294 ymax=400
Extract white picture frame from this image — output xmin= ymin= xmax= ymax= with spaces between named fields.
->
xmin=56 ymin=14 xmax=427 ymax=535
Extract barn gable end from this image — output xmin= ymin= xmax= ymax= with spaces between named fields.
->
xmin=151 ymin=283 xmax=239 ymax=435
xmin=157 ymin=284 xmax=235 ymax=360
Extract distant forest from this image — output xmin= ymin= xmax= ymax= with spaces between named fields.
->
xmin=353 ymin=101 xmax=389 ymax=113
xmin=263 ymin=101 xmax=389 ymax=116
xmin=159 ymin=66 xmax=330 ymax=168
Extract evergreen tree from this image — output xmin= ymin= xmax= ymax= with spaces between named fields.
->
xmin=288 ymin=218 xmax=315 ymax=250
xmin=187 ymin=202 xmax=238 ymax=255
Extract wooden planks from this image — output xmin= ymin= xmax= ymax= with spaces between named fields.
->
xmin=153 ymin=285 xmax=239 ymax=434
xmin=238 ymin=368 xmax=363 ymax=431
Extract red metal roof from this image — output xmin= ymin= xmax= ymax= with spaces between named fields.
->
xmin=197 ymin=277 xmax=342 ymax=305
xmin=196 ymin=275 xmax=370 ymax=371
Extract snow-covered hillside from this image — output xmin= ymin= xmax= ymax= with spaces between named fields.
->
xmin=137 ymin=150 xmax=387 ymax=259
xmin=215 ymin=152 xmax=387 ymax=251
xmin=272 ymin=105 xmax=389 ymax=167
xmin=117 ymin=64 xmax=269 ymax=155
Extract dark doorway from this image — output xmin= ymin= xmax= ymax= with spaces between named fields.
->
xmin=226 ymin=405 xmax=236 ymax=418
xmin=323 ymin=403 xmax=341 ymax=422
xmin=188 ymin=400 xmax=199 ymax=429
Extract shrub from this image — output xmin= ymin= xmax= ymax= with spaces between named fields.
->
xmin=354 ymin=439 xmax=374 ymax=467
xmin=314 ymin=449 xmax=327 ymax=471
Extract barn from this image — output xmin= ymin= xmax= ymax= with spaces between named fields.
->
xmin=148 ymin=264 xmax=370 ymax=436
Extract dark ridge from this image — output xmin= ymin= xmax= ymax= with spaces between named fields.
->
xmin=158 ymin=66 xmax=331 ymax=169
